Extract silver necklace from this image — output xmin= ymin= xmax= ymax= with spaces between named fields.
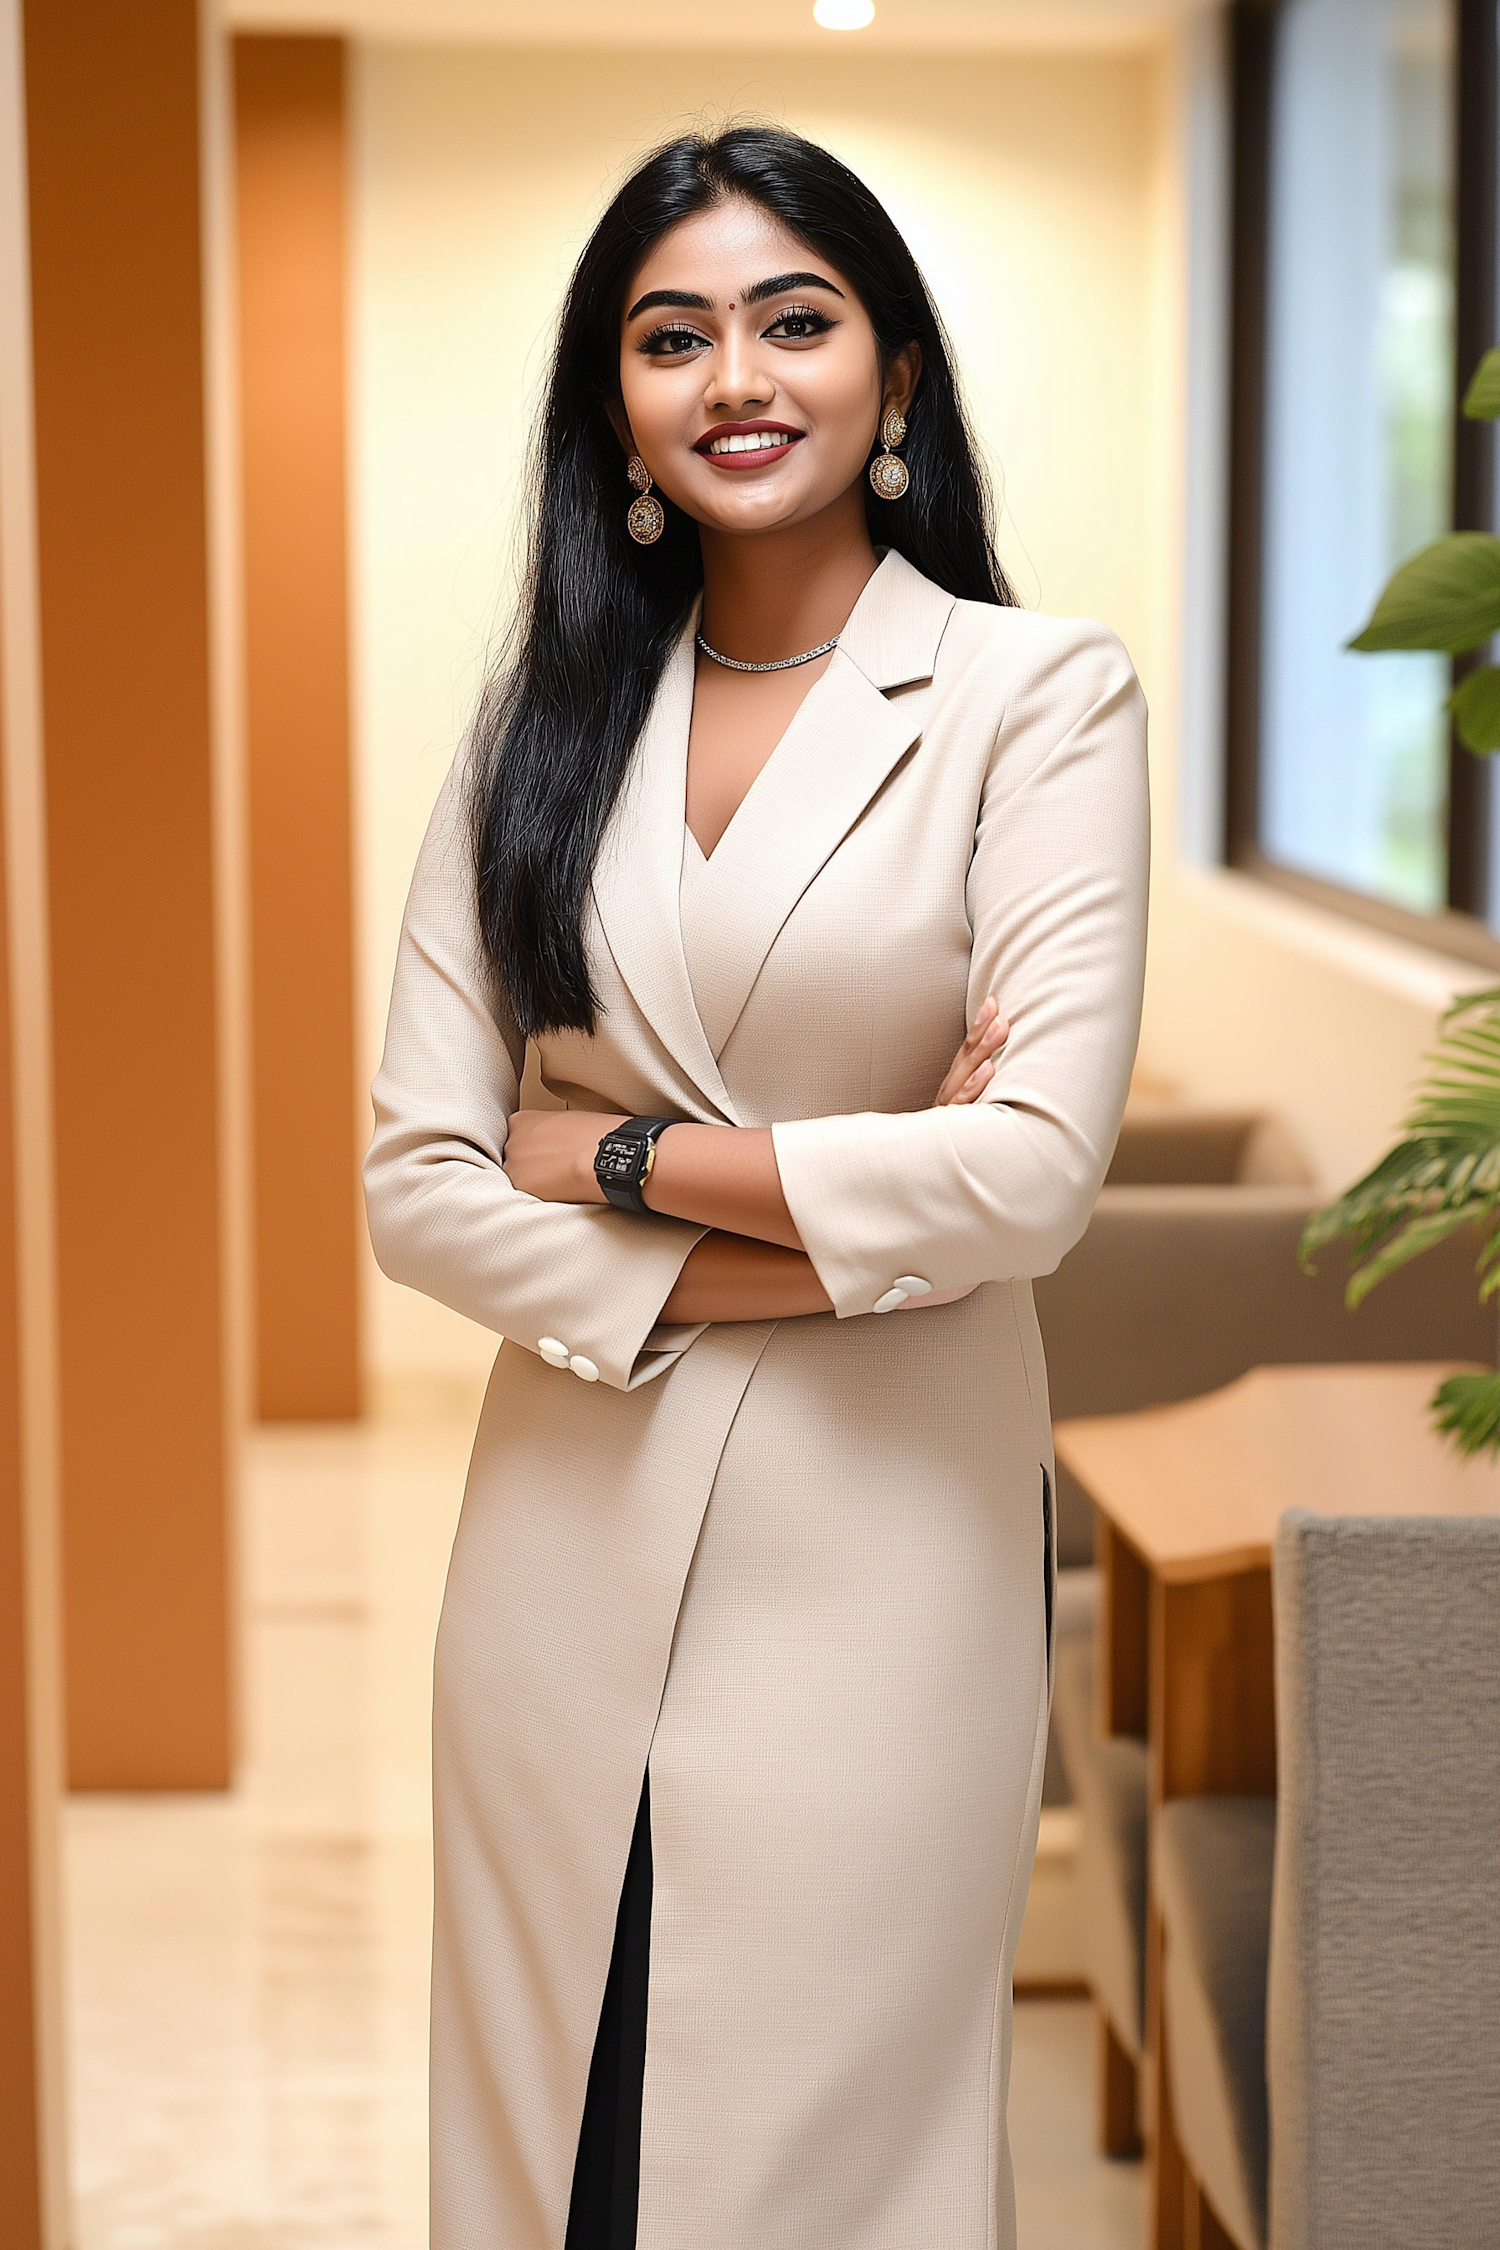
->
xmin=695 ymin=630 xmax=839 ymax=674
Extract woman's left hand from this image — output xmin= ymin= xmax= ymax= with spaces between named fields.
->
xmin=935 ymin=996 xmax=1009 ymax=1106
xmin=502 ymin=1109 xmax=625 ymax=1203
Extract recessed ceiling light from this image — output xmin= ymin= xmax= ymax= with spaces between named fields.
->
xmin=813 ymin=0 xmax=876 ymax=27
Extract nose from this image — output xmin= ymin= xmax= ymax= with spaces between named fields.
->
xmin=703 ymin=321 xmax=773 ymax=418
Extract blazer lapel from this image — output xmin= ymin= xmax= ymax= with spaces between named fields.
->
xmin=686 ymin=553 xmax=957 ymax=1060
xmin=591 ymin=626 xmax=738 ymax=1121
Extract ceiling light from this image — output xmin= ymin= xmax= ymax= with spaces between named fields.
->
xmin=813 ymin=0 xmax=876 ymax=27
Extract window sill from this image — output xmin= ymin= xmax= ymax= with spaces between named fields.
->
xmin=1167 ymin=860 xmax=1500 ymax=1012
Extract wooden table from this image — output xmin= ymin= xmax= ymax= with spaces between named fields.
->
xmin=1054 ymin=1363 xmax=1500 ymax=2250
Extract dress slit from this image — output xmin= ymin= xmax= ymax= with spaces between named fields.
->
xmin=565 ymin=1772 xmax=653 ymax=2250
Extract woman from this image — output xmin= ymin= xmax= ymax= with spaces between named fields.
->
xmin=365 ymin=125 xmax=1147 ymax=2250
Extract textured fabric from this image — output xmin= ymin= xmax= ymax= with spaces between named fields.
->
xmin=1155 ymin=1796 xmax=1275 ymax=2250
xmin=1269 ymin=1512 xmax=1500 ymax=2250
xmin=1050 ymin=1631 xmax=1149 ymax=2053
xmin=364 ymin=552 xmax=1149 ymax=2250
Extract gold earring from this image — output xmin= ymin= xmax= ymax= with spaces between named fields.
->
xmin=869 ymin=407 xmax=910 ymax=501
xmin=626 ymin=455 xmax=665 ymax=545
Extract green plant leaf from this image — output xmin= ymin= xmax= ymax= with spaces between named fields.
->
xmin=1341 ymin=1206 xmax=1495 ymax=1305
xmin=1451 ymin=665 xmax=1500 ymax=752
xmin=1300 ymin=987 xmax=1500 ymax=1317
xmin=1430 ymin=1370 xmax=1500 ymax=1456
xmin=1462 ymin=346 xmax=1500 ymax=421
xmin=1348 ymin=532 xmax=1500 ymax=655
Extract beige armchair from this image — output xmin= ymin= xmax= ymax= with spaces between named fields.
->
xmin=1038 ymin=1107 xmax=1493 ymax=1571
xmin=1037 ymin=1181 xmax=1495 ymax=1571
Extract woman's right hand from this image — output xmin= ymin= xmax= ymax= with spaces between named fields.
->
xmin=935 ymin=996 xmax=1008 ymax=1106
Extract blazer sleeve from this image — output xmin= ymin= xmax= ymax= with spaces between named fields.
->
xmin=770 ymin=618 xmax=1149 ymax=1318
xmin=362 ymin=759 xmax=708 ymax=1392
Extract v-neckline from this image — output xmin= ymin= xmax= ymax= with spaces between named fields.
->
xmin=684 ymin=664 xmax=830 ymax=867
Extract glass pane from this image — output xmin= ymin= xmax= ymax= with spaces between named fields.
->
xmin=1260 ymin=0 xmax=1456 ymax=914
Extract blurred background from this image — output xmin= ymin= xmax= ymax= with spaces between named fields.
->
xmin=1 ymin=3 xmax=1496 ymax=2247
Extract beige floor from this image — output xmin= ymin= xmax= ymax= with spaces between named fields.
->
xmin=64 ymin=1406 xmax=1143 ymax=2249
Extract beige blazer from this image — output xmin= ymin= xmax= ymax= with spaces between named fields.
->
xmin=365 ymin=549 xmax=1149 ymax=2250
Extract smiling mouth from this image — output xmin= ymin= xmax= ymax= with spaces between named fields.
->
xmin=696 ymin=422 xmax=805 ymax=468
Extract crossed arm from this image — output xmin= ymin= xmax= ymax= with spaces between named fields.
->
xmin=500 ymin=997 xmax=1009 ymax=1323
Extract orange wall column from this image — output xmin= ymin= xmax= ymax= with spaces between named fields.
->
xmin=0 ymin=0 xmax=67 ymax=2208
xmin=235 ymin=35 xmax=362 ymax=1422
xmin=0 ymin=529 xmax=62 ymax=2243
xmin=24 ymin=0 xmax=233 ymax=1788
xmin=0 ymin=474 xmax=46 ymax=2250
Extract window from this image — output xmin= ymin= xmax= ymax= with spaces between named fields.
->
xmin=1226 ymin=0 xmax=1499 ymax=959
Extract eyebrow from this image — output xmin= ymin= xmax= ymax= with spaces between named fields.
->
xmin=624 ymin=270 xmax=846 ymax=322
xmin=625 ymin=287 xmax=712 ymax=320
xmin=743 ymin=269 xmax=845 ymax=306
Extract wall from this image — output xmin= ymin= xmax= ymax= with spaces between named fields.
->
xmin=351 ymin=38 xmax=1163 ymax=1386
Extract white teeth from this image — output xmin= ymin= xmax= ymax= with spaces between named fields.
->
xmin=708 ymin=430 xmax=792 ymax=455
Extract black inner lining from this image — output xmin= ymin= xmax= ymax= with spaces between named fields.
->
xmin=565 ymin=1771 xmax=653 ymax=2250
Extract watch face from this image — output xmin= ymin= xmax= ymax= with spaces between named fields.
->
xmin=596 ymin=1135 xmax=642 ymax=1182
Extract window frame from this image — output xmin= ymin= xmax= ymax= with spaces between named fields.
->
xmin=1224 ymin=0 xmax=1500 ymax=969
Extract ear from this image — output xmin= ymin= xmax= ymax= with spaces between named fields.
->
xmin=605 ymin=399 xmax=634 ymax=456
xmin=883 ymin=341 xmax=923 ymax=420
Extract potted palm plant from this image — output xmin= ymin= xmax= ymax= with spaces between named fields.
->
xmin=1301 ymin=346 xmax=1500 ymax=1455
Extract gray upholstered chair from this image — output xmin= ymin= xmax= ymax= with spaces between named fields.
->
xmin=1153 ymin=1512 xmax=1500 ymax=2250
xmin=1269 ymin=1511 xmax=1500 ymax=2247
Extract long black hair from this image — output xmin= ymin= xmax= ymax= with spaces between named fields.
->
xmin=469 ymin=124 xmax=1015 ymax=1036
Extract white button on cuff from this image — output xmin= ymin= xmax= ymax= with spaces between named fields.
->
xmin=894 ymin=1275 xmax=932 ymax=1296
xmin=537 ymin=1337 xmax=570 ymax=1368
xmin=569 ymin=1354 xmax=600 ymax=1383
xmin=872 ymin=1287 xmax=909 ymax=1314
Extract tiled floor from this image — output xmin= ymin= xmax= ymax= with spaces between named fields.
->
xmin=64 ymin=1409 xmax=1143 ymax=2249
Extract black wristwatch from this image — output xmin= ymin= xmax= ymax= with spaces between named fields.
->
xmin=594 ymin=1116 xmax=678 ymax=1214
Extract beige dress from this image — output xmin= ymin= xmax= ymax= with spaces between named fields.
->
xmin=364 ymin=550 xmax=1149 ymax=2250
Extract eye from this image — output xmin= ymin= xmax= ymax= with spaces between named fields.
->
xmin=637 ymin=323 xmax=708 ymax=358
xmin=764 ymin=303 xmax=835 ymax=343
